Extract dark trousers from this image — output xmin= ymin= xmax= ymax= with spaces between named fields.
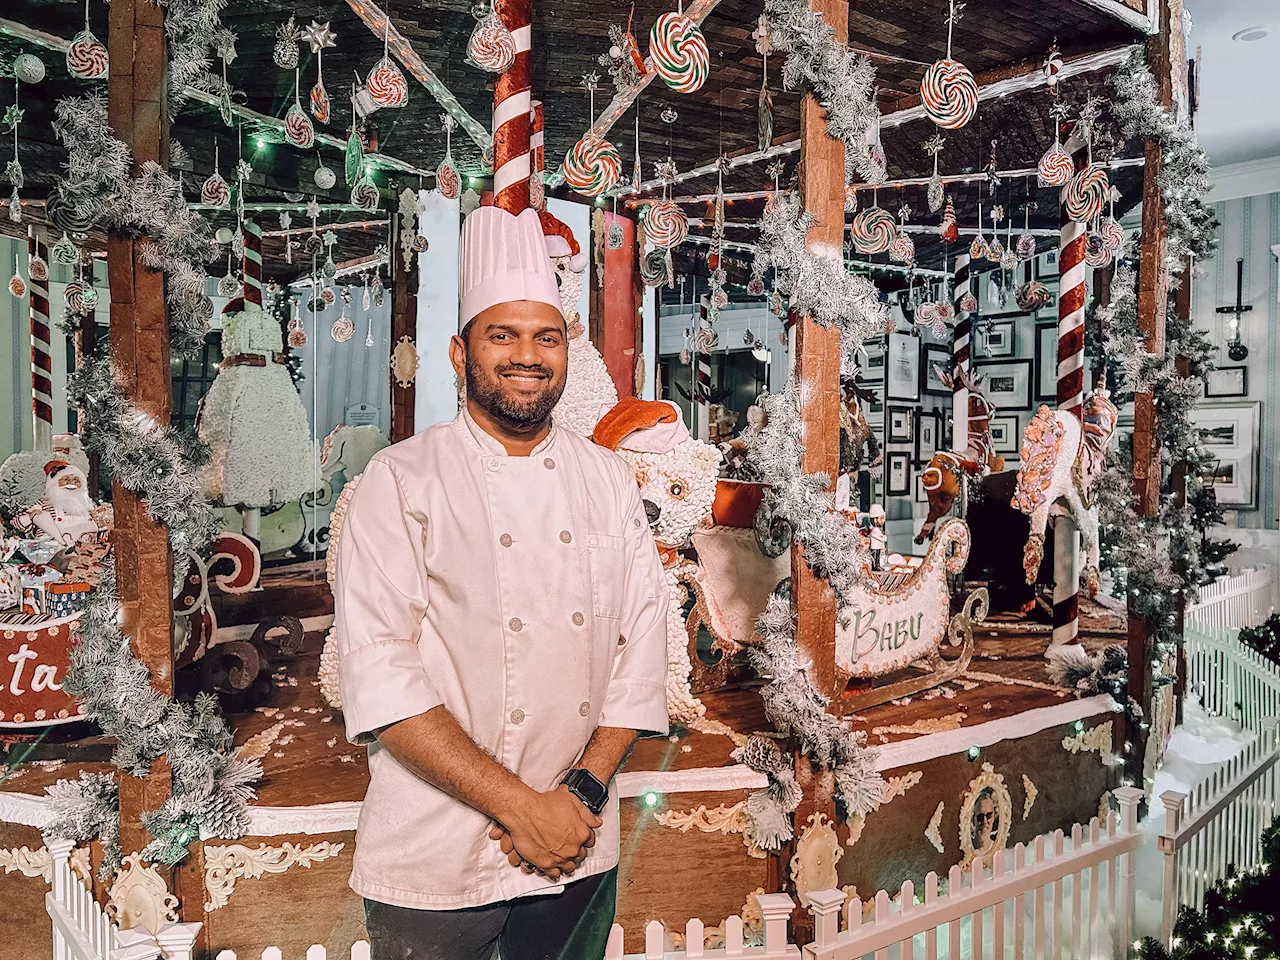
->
xmin=364 ymin=868 xmax=618 ymax=960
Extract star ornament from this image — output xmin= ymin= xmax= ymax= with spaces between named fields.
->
xmin=923 ymin=133 xmax=946 ymax=156
xmin=303 ymin=20 xmax=337 ymax=55
xmin=236 ymin=159 xmax=253 ymax=182
xmin=3 ymin=104 xmax=24 ymax=132
xmin=306 ymin=198 xmax=322 ymax=221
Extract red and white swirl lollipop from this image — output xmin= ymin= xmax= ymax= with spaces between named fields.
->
xmin=649 ymin=12 xmax=709 ymax=94
xmin=201 ymin=172 xmax=231 ymax=207
xmin=889 ymin=231 xmax=915 ymax=265
xmin=1085 ymin=233 xmax=1112 ymax=268
xmin=1065 ymin=166 xmax=1109 ymax=224
xmin=351 ymin=178 xmax=381 ymax=212
xmin=645 ymin=199 xmax=688 ymax=248
xmin=331 ymin=316 xmax=355 ymax=342
xmin=467 ymin=14 xmax=516 ymax=74
xmin=921 ymin=59 xmax=978 ymax=130
xmin=366 ymin=57 xmax=409 ymax=109
xmin=849 ymin=206 xmax=896 ymax=255
xmin=1099 ymin=217 xmax=1125 ymax=252
xmin=286 ymin=101 xmax=315 ymax=149
xmin=67 ymin=29 xmax=108 ymax=81
xmin=436 ymin=154 xmax=461 ymax=200
xmin=564 ymin=136 xmax=622 ymax=198
xmin=968 ymin=235 xmax=988 ymax=260
xmin=1037 ymin=144 xmax=1074 ymax=187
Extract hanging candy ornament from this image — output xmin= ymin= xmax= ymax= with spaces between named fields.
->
xmin=968 ymin=200 xmax=987 ymax=259
xmin=331 ymin=313 xmax=354 ymax=342
xmin=649 ymin=12 xmax=709 ymax=94
xmin=1085 ymin=232 xmax=1112 ymax=268
xmin=363 ymin=313 xmax=375 ymax=347
xmin=1065 ymin=165 xmax=1109 ymax=224
xmin=366 ymin=26 xmax=409 ymax=109
xmin=289 ymin=327 xmax=309 ymax=349
xmin=311 ymin=81 xmax=331 ymax=124
xmin=436 ymin=114 xmax=460 ymax=200
xmin=51 ymin=233 xmax=78 ymax=265
xmin=934 ymin=299 xmax=955 ymax=324
xmin=1099 ymin=217 xmax=1125 ymax=252
xmin=921 ymin=62 xmax=976 ymax=130
xmin=345 ymin=128 xmax=365 ymax=186
xmin=1017 ymin=231 xmax=1037 ymax=259
xmin=747 ymin=277 xmax=765 ymax=296
xmin=467 ymin=3 xmax=516 ymax=73
xmin=986 ymin=206 xmax=1004 ymax=262
xmin=1015 ymin=279 xmax=1051 ymax=311
xmin=959 ymin=289 xmax=978 ymax=314
xmin=28 ymin=253 xmax=48 ymax=283
xmin=940 ymin=196 xmax=959 ymax=244
xmin=46 ymin=191 xmax=94 ymax=235
xmin=889 ymin=232 xmax=915 ymax=264
xmin=314 ymin=164 xmax=337 ymax=191
xmin=320 ymin=286 xmax=337 ymax=305
xmin=644 ymin=199 xmax=688 ymax=248
xmin=607 ymin=209 xmax=625 ymax=250
xmin=201 ymin=145 xmax=231 ymax=207
xmin=640 ymin=249 xmax=668 ymax=287
xmin=1037 ymin=142 xmax=1074 ymax=186
xmin=923 ymin=133 xmax=946 ymax=213
xmin=849 ymin=204 xmax=896 ymax=255
xmin=564 ymin=136 xmax=622 ymax=198
xmin=13 ymin=54 xmax=45 ymax=85
xmin=67 ymin=0 xmax=109 ymax=84
xmin=64 ymin=279 xmax=90 ymax=312
xmin=1043 ymin=40 xmax=1064 ymax=90
xmin=372 ymin=271 xmax=385 ymax=307
xmin=274 ymin=17 xmax=301 ymax=70
xmin=362 ymin=277 xmax=372 ymax=311
xmin=286 ymin=71 xmax=315 ymax=149
xmin=351 ymin=177 xmax=380 ymax=212
xmin=8 ymin=255 xmax=25 ymax=299
xmin=217 ymin=270 xmax=239 ymax=298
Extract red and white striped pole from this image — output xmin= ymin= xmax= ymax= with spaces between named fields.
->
xmin=951 ymin=252 xmax=972 ymax=455
xmin=1053 ymin=133 xmax=1090 ymax=649
xmin=28 ymin=225 xmax=53 ymax=451
xmin=492 ymin=0 xmax=532 ymax=214
xmin=695 ymin=293 xmax=712 ymax=441
xmin=222 ymin=219 xmax=263 ymax=317
xmin=530 ymin=99 xmax=545 ymax=211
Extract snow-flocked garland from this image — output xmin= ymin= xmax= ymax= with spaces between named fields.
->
xmin=41 ymin=7 xmax=260 ymax=870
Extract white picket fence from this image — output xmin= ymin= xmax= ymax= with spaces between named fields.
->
xmin=1185 ymin=567 xmax=1277 ymax=632
xmin=604 ymin=893 xmax=800 ymax=957
xmin=1157 ymin=720 xmax=1280 ymax=947
xmin=1185 ymin=623 xmax=1280 ymax=734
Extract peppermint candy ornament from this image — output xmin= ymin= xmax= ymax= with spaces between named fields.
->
xmin=934 ymin=300 xmax=955 ymax=324
xmin=288 ymin=327 xmax=309 ymax=349
xmin=321 ymin=286 xmax=337 ymax=305
xmin=849 ymin=206 xmax=896 ymax=254
xmin=920 ymin=59 xmax=978 ymax=130
xmin=999 ymin=248 xmax=1017 ymax=270
xmin=467 ymin=10 xmax=516 ymax=73
xmin=968 ymin=235 xmax=988 ymax=260
xmin=649 ymin=12 xmax=709 ymax=94
xmin=331 ymin=315 xmax=354 ymax=342
xmin=1015 ymin=280 xmax=1051 ymax=311
xmin=311 ymin=82 xmax=331 ymax=124
xmin=1016 ymin=231 xmax=1037 ymax=259
xmin=1037 ymin=144 xmax=1074 ymax=187
xmin=959 ymin=291 xmax=978 ymax=314
xmin=640 ymin=249 xmax=668 ymax=287
xmin=366 ymin=57 xmax=409 ymax=109
xmin=1085 ymin=233 xmax=1112 ymax=268
xmin=201 ymin=171 xmax=231 ymax=207
xmin=747 ymin=277 xmax=765 ymax=296
xmin=286 ymin=99 xmax=315 ymax=149
xmin=436 ymin=155 xmax=461 ymax=200
xmin=1064 ymin=166 xmax=1109 ymax=224
xmin=46 ymin=191 xmax=95 ymax=235
xmin=889 ymin=231 xmax=915 ymax=265
xmin=64 ymin=279 xmax=89 ymax=312
xmin=28 ymin=255 xmax=48 ymax=283
xmin=351 ymin=178 xmax=381 ymax=212
xmin=644 ymin=199 xmax=688 ymax=248
xmin=1099 ymin=217 xmax=1125 ymax=252
xmin=8 ymin=258 xmax=25 ymax=299
xmin=67 ymin=29 xmax=109 ymax=81
xmin=51 ymin=234 xmax=78 ymax=265
xmin=564 ymin=136 xmax=622 ymax=198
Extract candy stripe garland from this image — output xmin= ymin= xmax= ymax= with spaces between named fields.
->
xmin=951 ymin=251 xmax=971 ymax=451
xmin=492 ymin=0 xmax=533 ymax=213
xmin=28 ymin=226 xmax=53 ymax=450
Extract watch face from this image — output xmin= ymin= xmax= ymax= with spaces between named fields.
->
xmin=569 ymin=770 xmax=608 ymax=812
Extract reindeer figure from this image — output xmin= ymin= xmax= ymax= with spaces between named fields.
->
xmin=840 ymin=376 xmax=882 ymax=477
xmin=1011 ymin=386 xmax=1118 ymax=594
xmin=914 ymin=367 xmax=1005 ymax=544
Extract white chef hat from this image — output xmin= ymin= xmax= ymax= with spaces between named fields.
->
xmin=458 ymin=205 xmax=562 ymax=330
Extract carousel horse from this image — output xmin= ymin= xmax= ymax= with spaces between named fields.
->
xmin=1011 ymin=387 xmax=1118 ymax=594
xmin=915 ymin=367 xmax=1005 ymax=544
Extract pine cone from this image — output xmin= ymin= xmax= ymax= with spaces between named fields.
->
xmin=737 ymin=735 xmax=785 ymax=774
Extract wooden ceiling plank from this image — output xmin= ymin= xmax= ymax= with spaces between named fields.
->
xmin=1073 ymin=0 xmax=1154 ymax=34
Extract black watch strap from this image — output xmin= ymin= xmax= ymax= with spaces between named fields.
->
xmin=562 ymin=768 xmax=609 ymax=815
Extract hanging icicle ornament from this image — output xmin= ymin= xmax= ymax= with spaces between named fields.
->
xmin=940 ymin=194 xmax=959 ymax=244
xmin=279 ymin=211 xmax=295 ymax=265
xmin=201 ymin=144 xmax=231 ymax=207
xmin=923 ymin=133 xmax=946 ymax=213
xmin=436 ymin=113 xmax=461 ymax=200
xmin=467 ymin=0 xmax=517 ymax=74
xmin=216 ymin=45 xmax=234 ymax=127
xmin=67 ymin=0 xmax=109 ymax=81
xmin=631 ymin=107 xmax=643 ymax=194
xmin=286 ymin=70 xmax=316 ymax=149
xmin=363 ymin=311 xmax=375 ymax=347
xmin=366 ymin=24 xmax=409 ymax=109
xmin=649 ymin=7 xmax=709 ymax=94
xmin=921 ymin=0 xmax=977 ymax=130
xmin=274 ymin=16 xmax=300 ymax=70
xmin=564 ymin=74 xmax=621 ymax=198
xmin=753 ymin=14 xmax=774 ymax=152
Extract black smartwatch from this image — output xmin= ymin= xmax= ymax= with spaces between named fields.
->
xmin=562 ymin=768 xmax=609 ymax=815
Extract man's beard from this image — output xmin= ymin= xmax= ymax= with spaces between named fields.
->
xmin=465 ymin=357 xmax=566 ymax=431
xmin=48 ymin=477 xmax=94 ymax=517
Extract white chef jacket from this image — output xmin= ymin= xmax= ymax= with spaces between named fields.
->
xmin=335 ymin=406 xmax=670 ymax=909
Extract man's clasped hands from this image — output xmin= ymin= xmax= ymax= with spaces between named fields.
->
xmin=487 ymin=784 xmax=602 ymax=881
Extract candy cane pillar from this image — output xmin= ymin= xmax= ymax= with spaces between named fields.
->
xmin=530 ymin=99 xmax=545 ymax=211
xmin=951 ymin=252 xmax=971 ymax=454
xmin=1052 ymin=135 xmax=1090 ymax=649
xmin=28 ymin=225 xmax=53 ymax=451
xmin=492 ymin=0 xmax=532 ymax=214
xmin=694 ymin=293 xmax=712 ymax=441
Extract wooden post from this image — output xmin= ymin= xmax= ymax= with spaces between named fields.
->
xmin=390 ymin=187 xmax=418 ymax=443
xmin=1171 ymin=266 xmax=1192 ymax=724
xmin=782 ymin=0 xmax=845 ymax=935
xmin=106 ymin=0 xmax=179 ymax=898
xmin=1128 ymin=0 xmax=1179 ymax=789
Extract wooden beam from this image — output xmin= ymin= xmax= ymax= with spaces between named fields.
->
xmin=1127 ymin=0 xmax=1178 ymax=792
xmin=783 ymin=0 xmax=845 ymax=938
xmin=389 ymin=191 xmax=418 ymax=443
xmin=1072 ymin=0 xmax=1155 ymax=34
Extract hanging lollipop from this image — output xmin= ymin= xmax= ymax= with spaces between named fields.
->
xmin=1084 ymin=232 xmax=1111 ymax=268
xmin=645 ymin=199 xmax=688 ymax=248
xmin=299 ymin=21 xmax=336 ymax=125
xmin=436 ymin=114 xmax=460 ymax=200
xmin=1038 ymin=102 xmax=1074 ymax=187
xmin=940 ymin=195 xmax=959 ymax=244
xmin=649 ymin=10 xmax=709 ymax=94
xmin=1065 ymin=164 xmax=1109 ymax=224
xmin=850 ymin=191 xmax=896 ymax=255
xmin=467 ymin=0 xmax=517 ymax=73
xmin=8 ymin=254 xmax=25 ymax=298
xmin=286 ymin=70 xmax=316 ymax=149
xmin=366 ymin=25 xmax=409 ymax=109
xmin=968 ymin=200 xmax=988 ymax=260
xmin=345 ymin=124 xmax=365 ymax=187
xmin=640 ymin=249 xmax=668 ymax=287
xmin=923 ymin=134 xmax=946 ymax=212
xmin=1099 ymin=186 xmax=1125 ymax=252
xmin=921 ymin=0 xmax=977 ymax=130
xmin=28 ymin=250 xmax=47 ymax=283
xmin=564 ymin=74 xmax=621 ymax=198
xmin=351 ymin=176 xmax=381 ymax=212
xmin=363 ymin=310 xmax=375 ymax=348
xmin=201 ymin=145 xmax=231 ymax=207
xmin=1016 ymin=279 xmax=1051 ymax=311
xmin=51 ymin=233 xmax=78 ymax=265
xmin=331 ymin=310 xmax=354 ymax=342
xmin=67 ymin=0 xmax=109 ymax=81
xmin=889 ymin=206 xmax=915 ymax=264
xmin=274 ymin=16 xmax=300 ymax=70
xmin=1016 ymin=201 xmax=1037 ymax=259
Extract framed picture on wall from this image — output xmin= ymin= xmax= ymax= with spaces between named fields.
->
xmin=887 ymin=405 xmax=915 ymax=444
xmin=975 ymin=359 xmax=1033 ymax=411
xmin=886 ymin=452 xmax=912 ymax=497
xmin=915 ymin=410 xmax=940 ymax=462
xmin=1035 ymin=249 xmax=1059 ymax=279
xmin=988 ymin=414 xmax=1021 ymax=455
xmin=922 ymin=344 xmax=952 ymax=396
xmin=886 ymin=332 xmax=921 ymax=401
xmin=1035 ymin=288 xmax=1059 ymax=315
xmin=914 ymin=471 xmax=931 ymax=503
xmin=862 ymin=336 xmax=886 ymax=377
xmin=974 ymin=319 xmax=1016 ymax=359
xmin=1188 ymin=402 xmax=1260 ymax=508
xmin=1034 ymin=322 xmax=1058 ymax=402
xmin=1204 ymin=366 xmax=1248 ymax=399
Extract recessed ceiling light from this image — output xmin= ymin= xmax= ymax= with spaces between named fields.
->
xmin=1233 ymin=26 xmax=1273 ymax=42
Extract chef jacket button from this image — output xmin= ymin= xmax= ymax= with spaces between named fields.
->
xmin=509 ymin=617 xmax=523 ymax=632
xmin=578 ymin=701 xmax=591 ymax=716
xmin=510 ymin=709 xmax=525 ymax=725
xmin=543 ymin=458 xmax=555 ymax=470
xmin=559 ymin=530 xmax=573 ymax=544
xmin=499 ymin=533 xmax=513 ymax=547
xmin=487 ymin=460 xmax=501 ymax=473
xmin=633 ymin=518 xmax=642 ymax=528
xmin=572 ymin=612 xmax=585 ymax=626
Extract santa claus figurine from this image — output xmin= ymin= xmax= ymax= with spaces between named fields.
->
xmin=13 ymin=460 xmax=99 ymax=546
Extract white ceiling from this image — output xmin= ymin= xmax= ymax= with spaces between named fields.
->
xmin=1185 ymin=0 xmax=1280 ymax=165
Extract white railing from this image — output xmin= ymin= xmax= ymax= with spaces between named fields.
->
xmin=215 ymin=947 xmax=370 ymax=960
xmin=44 ymin=835 xmax=201 ymax=960
xmin=1185 ymin=624 xmax=1280 ymax=734
xmin=1157 ymin=720 xmax=1280 ymax=947
xmin=1185 ymin=568 xmax=1277 ymax=632
xmin=802 ymin=788 xmax=1144 ymax=960
xmin=605 ymin=894 xmax=799 ymax=958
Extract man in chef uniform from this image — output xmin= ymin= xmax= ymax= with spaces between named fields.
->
xmin=335 ymin=201 xmax=669 ymax=960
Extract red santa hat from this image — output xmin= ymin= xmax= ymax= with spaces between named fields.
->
xmin=538 ymin=210 xmax=587 ymax=274
xmin=43 ymin=459 xmax=72 ymax=478
xmin=591 ymin=397 xmax=690 ymax=455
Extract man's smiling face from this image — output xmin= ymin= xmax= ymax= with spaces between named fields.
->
xmin=451 ymin=299 xmax=569 ymax=432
